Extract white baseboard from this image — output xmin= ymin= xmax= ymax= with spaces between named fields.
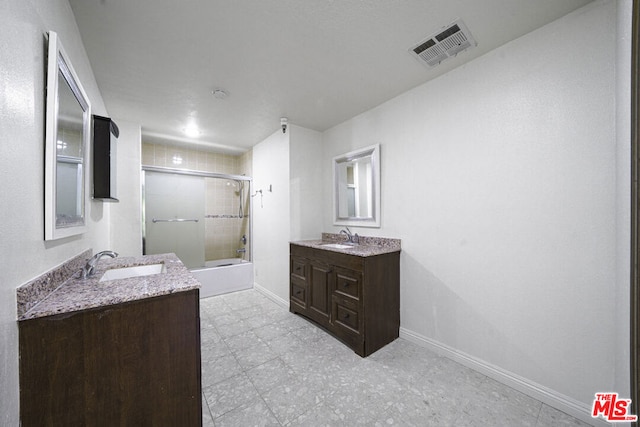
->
xmin=399 ymin=327 xmax=611 ymax=427
xmin=253 ymin=282 xmax=289 ymax=309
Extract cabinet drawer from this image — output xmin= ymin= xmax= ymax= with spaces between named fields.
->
xmin=333 ymin=267 xmax=361 ymax=300
xmin=291 ymin=283 xmax=307 ymax=308
xmin=332 ymin=296 xmax=361 ymax=335
xmin=290 ymin=256 xmax=307 ymax=282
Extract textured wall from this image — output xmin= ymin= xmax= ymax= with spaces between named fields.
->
xmin=289 ymin=125 xmax=324 ymax=242
xmin=0 ymin=0 xmax=110 ymax=423
xmin=322 ymin=0 xmax=619 ymax=409
xmin=252 ymin=130 xmax=291 ymax=302
xmin=110 ymin=119 xmax=142 ymax=257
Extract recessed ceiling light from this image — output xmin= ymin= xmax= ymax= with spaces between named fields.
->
xmin=212 ymin=89 xmax=229 ymax=100
xmin=184 ymin=122 xmax=200 ymax=138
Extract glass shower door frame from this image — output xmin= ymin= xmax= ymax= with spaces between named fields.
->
xmin=141 ymin=165 xmax=252 ymax=266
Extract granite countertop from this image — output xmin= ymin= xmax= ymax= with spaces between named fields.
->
xmin=18 ymin=253 xmax=200 ymax=321
xmin=291 ymin=233 xmax=401 ymax=257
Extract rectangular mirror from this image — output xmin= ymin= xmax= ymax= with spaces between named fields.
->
xmin=333 ymin=144 xmax=380 ymax=228
xmin=44 ymin=31 xmax=91 ymax=240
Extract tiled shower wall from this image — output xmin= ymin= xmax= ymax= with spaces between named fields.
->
xmin=142 ymin=143 xmax=252 ymax=262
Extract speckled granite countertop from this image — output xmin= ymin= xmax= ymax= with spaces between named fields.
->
xmin=291 ymin=233 xmax=401 ymax=257
xmin=18 ymin=253 xmax=200 ymax=321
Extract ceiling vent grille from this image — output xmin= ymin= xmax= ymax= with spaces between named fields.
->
xmin=409 ymin=19 xmax=477 ymax=68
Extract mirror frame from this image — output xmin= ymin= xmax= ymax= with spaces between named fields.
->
xmin=333 ymin=143 xmax=381 ymax=228
xmin=44 ymin=31 xmax=91 ymax=240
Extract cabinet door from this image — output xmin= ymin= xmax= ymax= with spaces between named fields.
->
xmin=19 ymin=291 xmax=202 ymax=426
xmin=308 ymin=260 xmax=332 ymax=322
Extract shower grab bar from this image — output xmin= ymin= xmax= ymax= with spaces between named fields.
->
xmin=152 ymin=218 xmax=199 ymax=223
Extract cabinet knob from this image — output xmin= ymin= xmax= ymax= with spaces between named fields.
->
xmin=342 ymin=313 xmax=350 ymax=320
xmin=295 ymin=290 xmax=302 ymax=295
xmin=342 ymin=282 xmax=349 ymax=288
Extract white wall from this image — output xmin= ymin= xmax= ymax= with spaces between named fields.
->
xmin=290 ymin=125 xmax=323 ymax=241
xmin=110 ymin=119 xmax=142 ymax=257
xmin=322 ymin=0 xmax=619 ymax=416
xmin=614 ymin=0 xmax=632 ymax=400
xmin=253 ymin=129 xmax=291 ymax=303
xmin=0 ymin=0 xmax=110 ymax=423
xmin=253 ymin=125 xmax=323 ymax=305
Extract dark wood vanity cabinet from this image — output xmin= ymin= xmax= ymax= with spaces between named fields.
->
xmin=19 ymin=290 xmax=202 ymax=426
xmin=290 ymin=244 xmax=400 ymax=357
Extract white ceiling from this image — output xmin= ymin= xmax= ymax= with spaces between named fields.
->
xmin=69 ymin=0 xmax=593 ymax=154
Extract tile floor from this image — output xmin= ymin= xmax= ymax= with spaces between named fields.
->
xmin=199 ymin=290 xmax=593 ymax=426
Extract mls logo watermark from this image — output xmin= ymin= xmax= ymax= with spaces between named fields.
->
xmin=591 ymin=393 xmax=637 ymax=422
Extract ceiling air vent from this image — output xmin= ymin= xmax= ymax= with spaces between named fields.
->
xmin=409 ymin=19 xmax=477 ymax=68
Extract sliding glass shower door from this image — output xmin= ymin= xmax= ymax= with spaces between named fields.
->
xmin=143 ymin=171 xmax=205 ymax=268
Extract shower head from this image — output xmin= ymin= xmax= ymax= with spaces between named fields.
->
xmin=226 ymin=180 xmax=245 ymax=196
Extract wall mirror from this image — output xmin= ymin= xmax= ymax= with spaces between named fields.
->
xmin=333 ymin=144 xmax=380 ymax=228
xmin=44 ymin=31 xmax=91 ymax=240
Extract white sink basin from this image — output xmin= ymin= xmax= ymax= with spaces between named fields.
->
xmin=99 ymin=263 xmax=166 ymax=282
xmin=321 ymin=243 xmax=355 ymax=250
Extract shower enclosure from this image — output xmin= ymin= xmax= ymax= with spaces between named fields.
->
xmin=142 ymin=166 xmax=252 ymax=296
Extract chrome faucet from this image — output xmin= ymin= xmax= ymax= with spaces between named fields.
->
xmin=339 ymin=227 xmax=359 ymax=245
xmin=81 ymin=250 xmax=118 ymax=279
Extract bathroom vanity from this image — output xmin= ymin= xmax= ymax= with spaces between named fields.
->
xmin=17 ymin=253 xmax=202 ymax=426
xmin=290 ymin=234 xmax=400 ymax=357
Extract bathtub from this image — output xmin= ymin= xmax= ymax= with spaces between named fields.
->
xmin=190 ymin=258 xmax=254 ymax=298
